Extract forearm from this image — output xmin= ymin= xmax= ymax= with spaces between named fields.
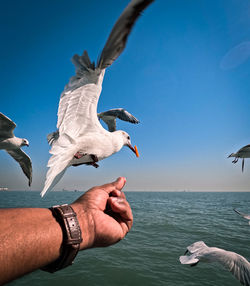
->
xmin=0 ymin=208 xmax=63 ymax=284
xmin=0 ymin=177 xmax=132 ymax=284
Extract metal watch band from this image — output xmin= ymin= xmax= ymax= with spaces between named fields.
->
xmin=42 ymin=204 xmax=83 ymax=273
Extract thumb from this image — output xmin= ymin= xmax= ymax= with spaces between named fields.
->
xmin=113 ymin=177 xmax=126 ymax=191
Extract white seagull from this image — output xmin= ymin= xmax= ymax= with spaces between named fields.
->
xmin=228 ymin=144 xmax=250 ymax=172
xmin=41 ymin=0 xmax=153 ymax=197
xmin=234 ymin=209 xmax=250 ymax=225
xmin=180 ymin=241 xmax=250 ymax=286
xmin=0 ymin=113 xmax=32 ymax=186
xmin=98 ymin=108 xmax=139 ymax=132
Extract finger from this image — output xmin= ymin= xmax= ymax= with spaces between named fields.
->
xmin=99 ymin=177 xmax=126 ymax=195
xmin=110 ymin=189 xmax=126 ymax=199
xmin=110 ymin=189 xmax=122 ymax=197
xmin=119 ymin=191 xmax=126 ymax=199
xmin=108 ymin=197 xmax=133 ymax=231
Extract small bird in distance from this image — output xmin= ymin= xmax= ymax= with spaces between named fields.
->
xmin=0 ymin=113 xmax=32 ymax=186
xmin=228 ymin=144 xmax=250 ymax=172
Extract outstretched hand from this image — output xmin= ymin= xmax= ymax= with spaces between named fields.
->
xmin=71 ymin=177 xmax=133 ymax=250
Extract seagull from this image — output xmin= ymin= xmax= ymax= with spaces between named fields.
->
xmin=180 ymin=241 xmax=250 ymax=286
xmin=98 ymin=108 xmax=139 ymax=132
xmin=0 ymin=113 xmax=32 ymax=186
xmin=41 ymin=0 xmax=153 ymax=197
xmin=228 ymin=144 xmax=250 ymax=172
xmin=234 ymin=209 xmax=250 ymax=225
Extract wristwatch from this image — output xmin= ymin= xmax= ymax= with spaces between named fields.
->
xmin=42 ymin=204 xmax=83 ymax=273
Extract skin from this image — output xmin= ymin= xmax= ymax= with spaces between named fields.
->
xmin=0 ymin=177 xmax=132 ymax=284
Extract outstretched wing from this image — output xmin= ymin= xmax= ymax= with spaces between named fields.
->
xmin=0 ymin=113 xmax=16 ymax=139
xmin=97 ymin=0 xmax=154 ymax=69
xmin=56 ymin=66 xmax=106 ymax=140
xmin=99 ymin=116 xmax=117 ymax=132
xmin=238 ymin=144 xmax=250 ymax=157
xmin=98 ymin=108 xmax=139 ymax=132
xmin=218 ymin=251 xmax=250 ymax=286
xmin=7 ymin=149 xmax=32 ymax=186
xmin=56 ymin=0 xmax=153 ymax=139
xmin=234 ymin=209 xmax=250 ymax=220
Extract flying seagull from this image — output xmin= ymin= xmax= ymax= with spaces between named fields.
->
xmin=0 ymin=113 xmax=32 ymax=186
xmin=228 ymin=144 xmax=250 ymax=172
xmin=234 ymin=209 xmax=250 ymax=225
xmin=41 ymin=0 xmax=153 ymax=197
xmin=180 ymin=241 xmax=250 ymax=286
xmin=98 ymin=108 xmax=139 ymax=132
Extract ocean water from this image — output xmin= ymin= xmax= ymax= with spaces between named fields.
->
xmin=0 ymin=191 xmax=249 ymax=286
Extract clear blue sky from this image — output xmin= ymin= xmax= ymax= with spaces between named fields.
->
xmin=1 ymin=0 xmax=250 ymax=192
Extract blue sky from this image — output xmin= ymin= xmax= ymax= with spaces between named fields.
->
xmin=1 ymin=0 xmax=250 ymax=192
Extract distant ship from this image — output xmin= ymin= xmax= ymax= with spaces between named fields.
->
xmin=0 ymin=187 xmax=8 ymax=191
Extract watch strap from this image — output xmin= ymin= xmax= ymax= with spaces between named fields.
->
xmin=42 ymin=204 xmax=83 ymax=273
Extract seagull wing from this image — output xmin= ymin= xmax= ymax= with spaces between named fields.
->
xmin=98 ymin=115 xmax=117 ymax=132
xmin=97 ymin=0 xmax=154 ymax=69
xmin=115 ymin=108 xmax=140 ymax=123
xmin=0 ymin=113 xmax=16 ymax=139
xmin=7 ymin=149 xmax=32 ymax=186
xmin=98 ymin=108 xmax=139 ymax=132
xmin=238 ymin=145 xmax=250 ymax=157
xmin=216 ymin=250 xmax=250 ymax=286
xmin=234 ymin=209 xmax=250 ymax=220
xmin=56 ymin=69 xmax=106 ymax=140
xmin=56 ymin=49 xmax=105 ymax=140
xmin=57 ymin=0 xmax=153 ymax=139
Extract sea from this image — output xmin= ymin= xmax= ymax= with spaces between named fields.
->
xmin=0 ymin=191 xmax=249 ymax=286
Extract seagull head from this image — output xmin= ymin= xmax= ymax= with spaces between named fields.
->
xmin=120 ymin=131 xmax=139 ymax=157
xmin=21 ymin=138 xmax=29 ymax=147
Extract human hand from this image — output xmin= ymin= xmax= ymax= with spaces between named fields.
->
xmin=71 ymin=177 xmax=133 ymax=250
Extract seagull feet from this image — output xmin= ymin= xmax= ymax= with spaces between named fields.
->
xmin=85 ymin=155 xmax=99 ymax=168
xmin=89 ymin=154 xmax=99 ymax=168
xmin=73 ymin=153 xmax=99 ymax=168
xmin=86 ymin=162 xmax=99 ymax=168
xmin=232 ymin=158 xmax=238 ymax=164
xmin=74 ymin=151 xmax=87 ymax=159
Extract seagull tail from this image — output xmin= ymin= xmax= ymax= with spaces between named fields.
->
xmin=186 ymin=241 xmax=208 ymax=253
xmin=41 ymin=142 xmax=75 ymax=197
xmin=179 ymin=254 xmax=199 ymax=265
xmin=40 ymin=167 xmax=67 ymax=197
xmin=180 ymin=241 xmax=208 ymax=266
xmin=71 ymin=50 xmax=95 ymax=76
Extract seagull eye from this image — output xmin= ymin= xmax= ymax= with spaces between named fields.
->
xmin=127 ymin=136 xmax=130 ymax=140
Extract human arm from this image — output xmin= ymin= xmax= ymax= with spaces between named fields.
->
xmin=0 ymin=177 xmax=132 ymax=284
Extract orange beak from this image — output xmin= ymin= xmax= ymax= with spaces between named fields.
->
xmin=127 ymin=144 xmax=139 ymax=157
xmin=134 ymin=145 xmax=139 ymax=157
